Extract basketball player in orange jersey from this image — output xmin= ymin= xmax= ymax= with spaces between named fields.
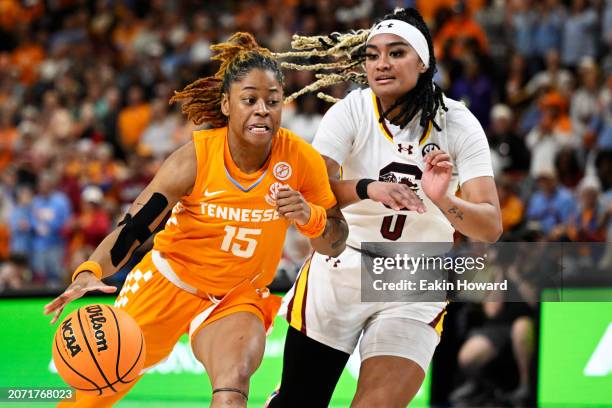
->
xmin=43 ymin=32 xmax=348 ymax=407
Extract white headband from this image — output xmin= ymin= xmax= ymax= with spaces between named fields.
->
xmin=366 ymin=19 xmax=430 ymax=68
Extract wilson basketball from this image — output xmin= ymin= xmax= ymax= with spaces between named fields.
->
xmin=52 ymin=304 xmax=146 ymax=396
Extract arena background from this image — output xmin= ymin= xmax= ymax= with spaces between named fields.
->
xmin=0 ymin=0 xmax=611 ymax=407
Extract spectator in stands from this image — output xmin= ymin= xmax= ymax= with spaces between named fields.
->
xmin=505 ymin=53 xmax=530 ymax=107
xmin=587 ymin=73 xmax=612 ymax=150
xmin=31 ymin=172 xmax=71 ymax=286
xmin=509 ymin=0 xmax=536 ymax=65
xmin=561 ymin=0 xmax=598 ymax=70
xmin=89 ymin=142 xmax=123 ymax=193
xmin=450 ymin=299 xmax=534 ymax=407
xmin=189 ymin=11 xmax=213 ymax=65
xmin=526 ymin=92 xmax=574 ymax=177
xmin=451 ymin=240 xmax=541 ymax=406
xmin=554 ymin=146 xmax=583 ymax=189
xmin=525 ymin=49 xmax=573 ymax=99
xmin=115 ymin=149 xmax=156 ymax=214
xmin=526 ymin=167 xmax=576 ymax=239
xmin=0 ymin=108 xmax=17 ymax=174
xmin=567 ymin=176 xmax=607 ymax=242
xmin=118 ymin=84 xmax=151 ymax=152
xmin=0 ymin=187 xmax=11 ymax=261
xmin=434 ymin=0 xmax=488 ymax=61
xmin=497 ymin=176 xmax=525 ymax=238
xmin=67 ymin=185 xmax=111 ymax=271
xmin=571 ymin=57 xmax=601 ymax=141
xmin=450 ymin=53 xmax=493 ymax=129
xmin=98 ymin=86 xmax=126 ymax=160
xmin=596 ymin=149 xmax=612 ymax=236
xmin=488 ymin=104 xmax=530 ymax=177
xmin=602 ymin=1 xmax=612 ymax=74
xmin=531 ymin=0 xmax=565 ymax=69
xmin=10 ymin=24 xmax=45 ymax=86
xmin=475 ymin=0 xmax=509 ymax=67
xmin=111 ymin=8 xmax=143 ymax=60
xmin=0 ymin=254 xmax=28 ymax=291
xmin=140 ymin=98 xmax=180 ymax=159
xmin=8 ymin=184 xmax=33 ymax=258
xmin=595 ymin=149 xmax=612 ymax=270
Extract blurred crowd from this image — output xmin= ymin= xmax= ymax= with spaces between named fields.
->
xmin=0 ymin=0 xmax=611 ymax=406
xmin=0 ymin=0 xmax=610 ymax=289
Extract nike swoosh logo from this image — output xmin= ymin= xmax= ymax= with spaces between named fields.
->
xmin=204 ymin=189 xmax=225 ymax=198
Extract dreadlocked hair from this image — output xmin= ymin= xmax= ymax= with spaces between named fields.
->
xmin=170 ymin=32 xmax=284 ymax=127
xmin=274 ymin=30 xmax=369 ymax=103
xmin=274 ymin=8 xmax=447 ymax=130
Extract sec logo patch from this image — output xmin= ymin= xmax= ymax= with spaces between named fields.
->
xmin=265 ymin=182 xmax=285 ymax=206
xmin=421 ymin=143 xmax=440 ymax=156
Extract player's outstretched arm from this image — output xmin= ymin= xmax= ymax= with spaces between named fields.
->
xmin=322 ymin=155 xmax=426 ymax=212
xmin=44 ymin=142 xmax=197 ymax=323
xmin=276 ymin=186 xmax=347 ymax=257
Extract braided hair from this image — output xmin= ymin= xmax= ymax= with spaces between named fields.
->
xmin=275 ymin=8 xmax=447 ymax=130
xmin=171 ymin=32 xmax=284 ymax=127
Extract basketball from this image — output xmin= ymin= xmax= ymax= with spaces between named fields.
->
xmin=52 ymin=304 xmax=146 ymax=396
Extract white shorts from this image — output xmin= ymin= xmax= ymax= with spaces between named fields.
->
xmin=279 ymin=246 xmax=446 ymax=372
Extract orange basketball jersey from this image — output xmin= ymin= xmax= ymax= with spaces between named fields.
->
xmin=153 ymin=127 xmax=336 ymax=296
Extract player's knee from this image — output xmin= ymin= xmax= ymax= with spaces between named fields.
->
xmin=458 ymin=336 xmax=495 ymax=369
xmin=457 ymin=344 xmax=476 ymax=369
xmin=511 ymin=317 xmax=533 ymax=342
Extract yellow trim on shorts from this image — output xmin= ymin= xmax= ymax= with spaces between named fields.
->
xmin=433 ymin=309 xmax=447 ymax=336
xmin=289 ymin=256 xmax=312 ymax=332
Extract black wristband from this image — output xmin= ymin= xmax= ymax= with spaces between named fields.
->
xmin=356 ymin=178 xmax=375 ymax=200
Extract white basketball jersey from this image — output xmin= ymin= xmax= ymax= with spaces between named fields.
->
xmin=312 ymin=88 xmax=493 ymax=247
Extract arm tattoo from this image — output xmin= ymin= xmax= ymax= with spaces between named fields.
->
xmin=447 ymin=206 xmax=464 ymax=221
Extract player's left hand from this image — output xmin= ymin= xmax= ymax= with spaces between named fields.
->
xmin=276 ymin=185 xmax=311 ymax=225
xmin=422 ymin=150 xmax=453 ymax=203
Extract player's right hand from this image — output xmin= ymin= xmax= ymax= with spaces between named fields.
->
xmin=43 ymin=272 xmax=117 ymax=324
xmin=367 ymin=181 xmax=426 ymax=213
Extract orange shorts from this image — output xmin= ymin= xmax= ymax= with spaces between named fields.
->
xmin=113 ymin=251 xmax=281 ymax=370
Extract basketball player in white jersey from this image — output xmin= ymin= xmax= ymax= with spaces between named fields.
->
xmin=268 ymin=8 xmax=502 ymax=407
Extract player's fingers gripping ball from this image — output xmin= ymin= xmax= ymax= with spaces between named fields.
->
xmin=52 ymin=304 xmax=146 ymax=396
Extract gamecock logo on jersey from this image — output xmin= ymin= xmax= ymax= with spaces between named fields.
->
xmin=273 ymin=162 xmax=292 ymax=181
xmin=378 ymin=162 xmax=423 ymax=211
xmin=379 ymin=162 xmax=422 ymax=191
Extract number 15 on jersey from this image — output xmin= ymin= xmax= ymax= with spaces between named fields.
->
xmin=221 ymin=226 xmax=262 ymax=258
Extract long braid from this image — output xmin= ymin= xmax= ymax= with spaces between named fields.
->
xmin=275 ymin=30 xmax=368 ymax=102
xmin=170 ymin=32 xmax=283 ymax=127
xmin=275 ymin=8 xmax=447 ymax=130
